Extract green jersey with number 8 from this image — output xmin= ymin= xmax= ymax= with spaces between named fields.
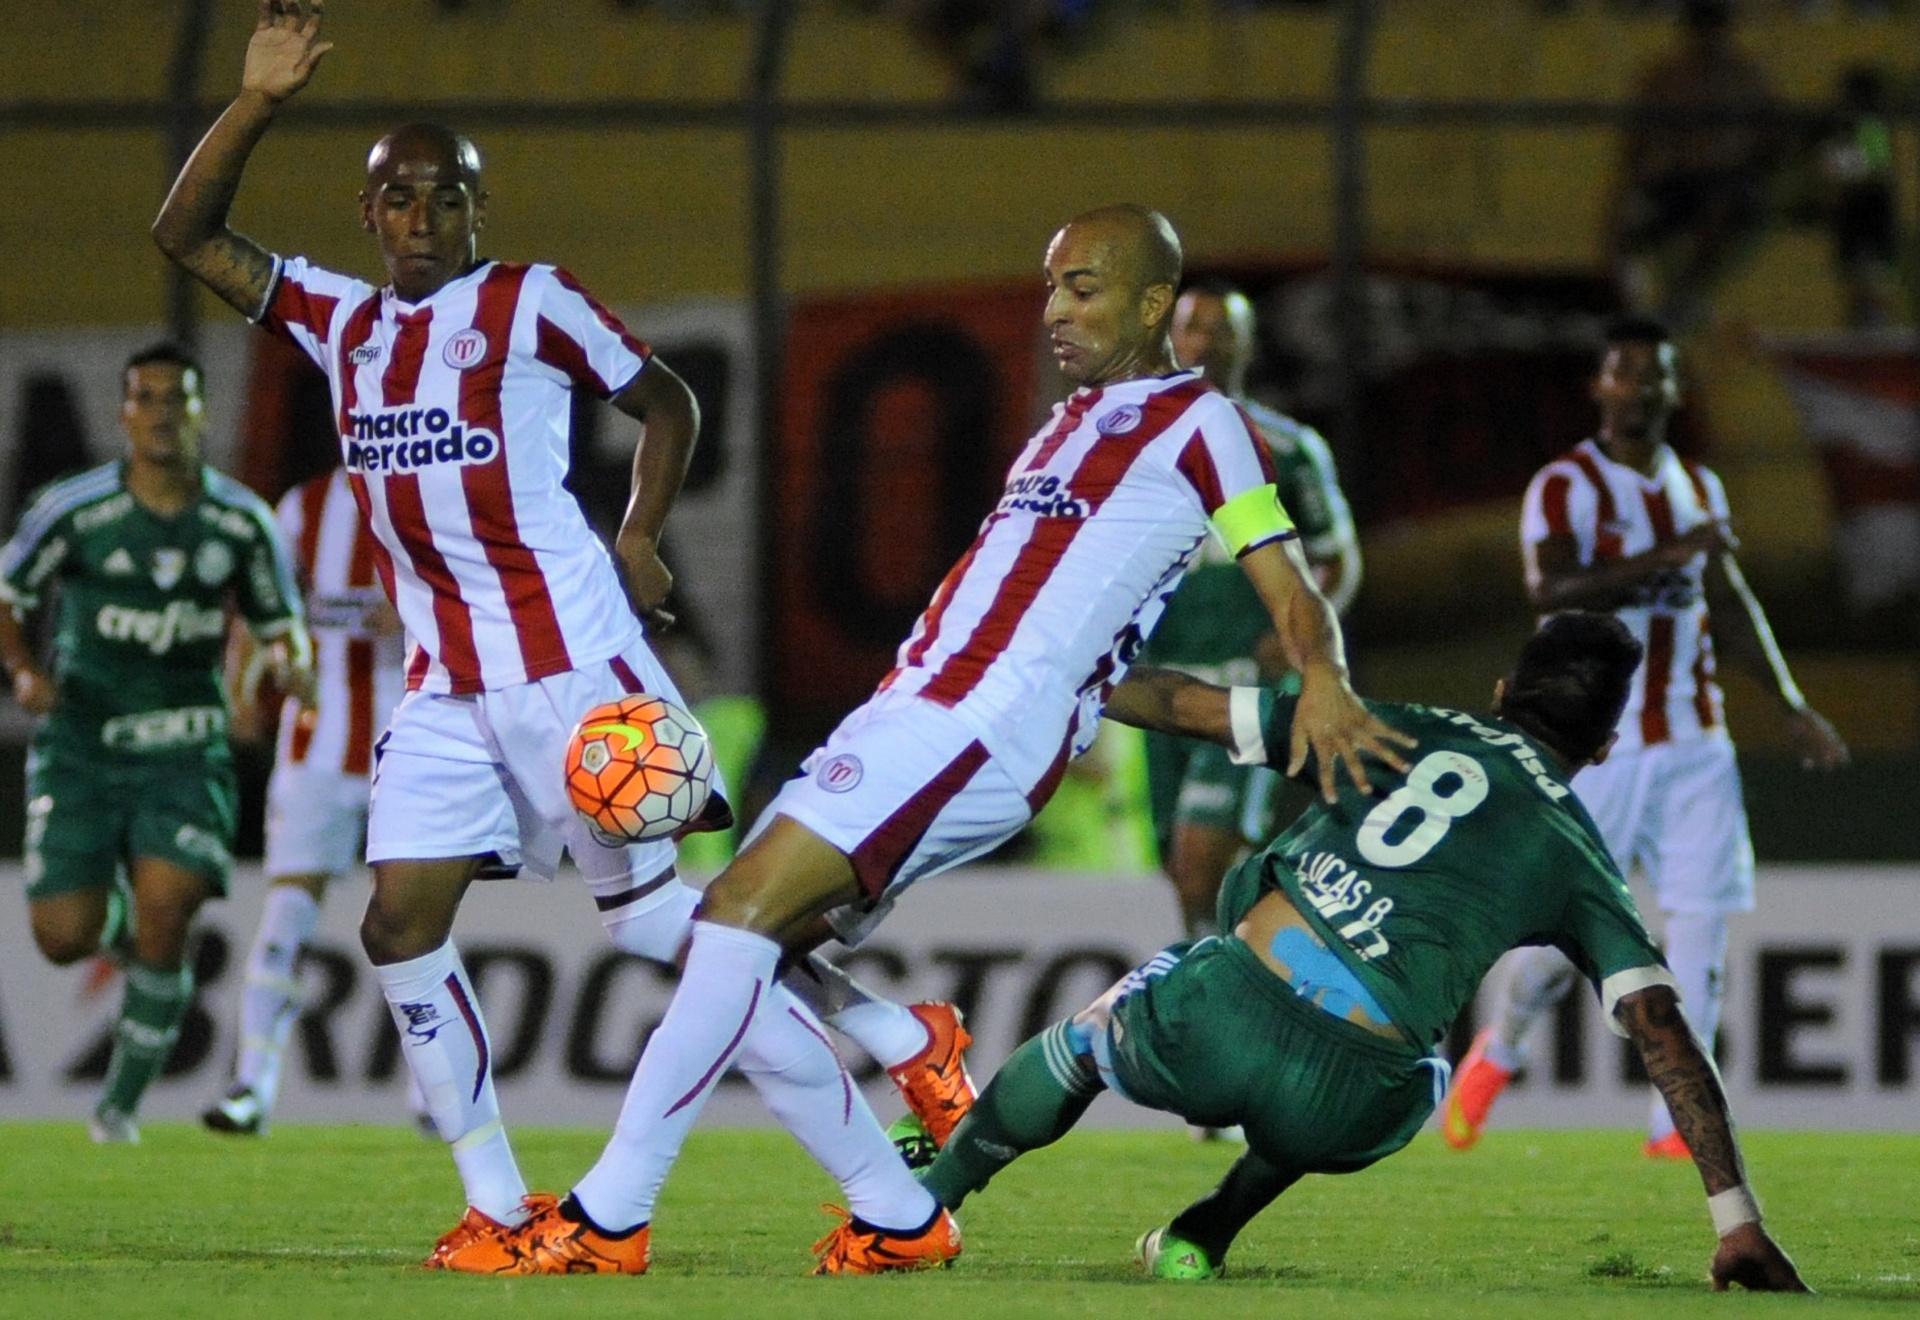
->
xmin=1229 ymin=691 xmax=1673 ymax=1050
xmin=0 ymin=462 xmax=304 ymax=760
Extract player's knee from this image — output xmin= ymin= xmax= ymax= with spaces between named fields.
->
xmin=695 ymin=866 xmax=783 ymax=935
xmin=29 ymin=912 xmax=99 ymax=966
xmin=359 ymin=897 xmax=440 ymax=966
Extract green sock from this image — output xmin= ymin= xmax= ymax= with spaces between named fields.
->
xmin=923 ymin=1021 xmax=1102 ymax=1210
xmin=99 ymin=960 xmax=192 ymax=1118
xmin=97 ymin=880 xmax=134 ymax=962
xmin=1167 ymin=1149 xmax=1302 ymax=1265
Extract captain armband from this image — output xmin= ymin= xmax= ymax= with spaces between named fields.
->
xmin=1210 ymin=484 xmax=1295 ymax=557
xmin=1708 ymin=1185 xmax=1762 ymax=1236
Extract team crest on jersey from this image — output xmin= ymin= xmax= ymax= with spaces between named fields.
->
xmin=1096 ymin=405 xmax=1142 ymax=436
xmin=815 ymin=753 xmax=864 ymax=794
xmin=102 ymin=547 xmax=135 ymax=576
xmin=194 ymin=539 xmax=234 ymax=586
xmin=443 ymin=328 xmax=489 ymax=370
xmin=150 ymin=548 xmax=186 ymax=589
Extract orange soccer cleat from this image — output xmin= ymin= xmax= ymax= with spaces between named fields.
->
xmin=422 ymin=1202 xmax=529 ymax=1270
xmin=441 ymin=1194 xmax=649 ymax=1275
xmin=886 ymin=1002 xmax=976 ymax=1149
xmin=810 ymin=1204 xmax=961 ymax=1276
xmin=1644 ymin=1130 xmax=1693 ymax=1161
xmin=1441 ymin=1028 xmax=1514 ymax=1151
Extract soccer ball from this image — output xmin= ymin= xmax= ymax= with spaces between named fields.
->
xmin=563 ymin=693 xmax=714 ymax=845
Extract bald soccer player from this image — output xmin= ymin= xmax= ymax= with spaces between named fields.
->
xmin=154 ymin=0 xmax=980 ymax=1268
xmin=448 ymin=204 xmax=1413 ymax=1276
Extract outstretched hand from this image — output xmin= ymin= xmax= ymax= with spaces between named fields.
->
xmin=243 ymin=0 xmax=333 ymax=103
xmin=1289 ymin=670 xmax=1416 ymax=803
xmin=1710 ymin=1223 xmax=1810 ymax=1293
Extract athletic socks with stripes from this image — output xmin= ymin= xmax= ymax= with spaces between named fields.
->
xmin=99 ymin=959 xmax=194 ymax=1120
xmin=235 ymin=883 xmax=322 ymax=1109
xmin=375 ymin=941 xmax=529 ymax=1226
xmin=922 ymin=1020 xmax=1103 ymax=1212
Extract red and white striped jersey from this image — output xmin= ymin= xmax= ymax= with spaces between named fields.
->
xmin=1521 ymin=438 xmax=1733 ymax=751
xmin=881 ymin=371 xmax=1290 ymax=794
xmin=274 ymin=469 xmax=406 ymax=777
xmin=257 ymin=256 xmax=651 ymax=694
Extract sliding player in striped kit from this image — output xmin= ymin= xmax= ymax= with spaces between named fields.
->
xmin=455 ymin=204 xmax=1412 ymax=1276
xmin=1444 ymin=317 xmax=1849 ymax=1158
xmin=157 ymin=0 xmax=968 ymax=1268
xmin=203 ymin=466 xmax=409 ymax=1135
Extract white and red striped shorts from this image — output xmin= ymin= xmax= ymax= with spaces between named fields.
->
xmin=761 ymin=691 xmax=1034 ymax=947
xmin=366 ymin=640 xmax=706 ymax=904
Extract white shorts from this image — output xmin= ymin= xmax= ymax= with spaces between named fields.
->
xmin=264 ymin=762 xmax=372 ymax=878
xmin=763 ymin=693 xmax=1035 ymax=946
xmin=1572 ymin=733 xmax=1754 ymax=915
xmin=366 ymin=642 xmax=714 ymax=907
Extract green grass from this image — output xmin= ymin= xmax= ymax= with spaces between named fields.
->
xmin=3 ymin=1123 xmax=1916 ymax=1317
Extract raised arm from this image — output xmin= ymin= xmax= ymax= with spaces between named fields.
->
xmin=1237 ymin=539 xmax=1412 ymax=801
xmin=1702 ymin=551 xmax=1849 ymax=772
xmin=608 ymin=359 xmax=701 ymax=627
xmin=1613 ymin=985 xmax=1808 ymax=1292
xmin=152 ymin=0 xmax=333 ymax=317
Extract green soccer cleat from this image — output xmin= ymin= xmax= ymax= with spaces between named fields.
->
xmin=1136 ymin=1226 xmax=1218 ymax=1280
xmin=888 ymin=1114 xmax=939 ymax=1172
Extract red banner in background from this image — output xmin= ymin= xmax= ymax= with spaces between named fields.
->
xmin=1768 ymin=332 xmax=1920 ymax=613
xmin=770 ymin=283 xmax=1041 ymax=748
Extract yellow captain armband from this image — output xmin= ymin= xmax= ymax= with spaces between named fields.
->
xmin=1210 ymin=484 xmax=1295 ymax=557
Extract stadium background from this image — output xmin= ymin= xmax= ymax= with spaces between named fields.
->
xmin=0 ymin=0 xmax=1916 ymax=1130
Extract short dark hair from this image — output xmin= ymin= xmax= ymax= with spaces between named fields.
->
xmin=124 ymin=342 xmax=204 ymax=390
xmin=1501 ymin=612 xmax=1644 ymax=764
xmin=1603 ymin=315 xmax=1673 ymax=350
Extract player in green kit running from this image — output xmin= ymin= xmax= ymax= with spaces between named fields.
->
xmin=918 ymin=612 xmax=1806 ymax=1292
xmin=0 ymin=344 xmax=311 ymax=1143
xmin=1145 ymin=281 xmax=1360 ymax=938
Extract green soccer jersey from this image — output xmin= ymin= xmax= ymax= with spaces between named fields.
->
xmin=0 ymin=463 xmax=303 ymax=759
xmin=1143 ymin=403 xmax=1354 ymax=677
xmin=1231 ymin=692 xmax=1671 ymax=1050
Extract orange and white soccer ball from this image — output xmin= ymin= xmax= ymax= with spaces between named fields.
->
xmin=563 ymin=694 xmax=714 ymax=844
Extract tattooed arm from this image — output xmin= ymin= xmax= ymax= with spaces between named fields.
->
xmin=1613 ymin=985 xmax=1809 ymax=1292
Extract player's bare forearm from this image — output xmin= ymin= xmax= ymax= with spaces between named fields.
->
xmin=1703 ymin=554 xmax=1799 ymax=712
xmin=155 ymin=2 xmax=331 ymax=316
xmin=152 ymin=93 xmax=280 ymax=317
xmin=1315 ymin=537 xmax=1363 ymax=618
xmin=1104 ymin=667 xmax=1231 ymax=745
xmin=612 ymin=360 xmax=700 ymax=548
xmin=1526 ymin=537 xmax=1679 ymax=612
xmin=1238 ymin=540 xmax=1348 ymax=681
xmin=1615 ymin=986 xmax=1745 ymax=1195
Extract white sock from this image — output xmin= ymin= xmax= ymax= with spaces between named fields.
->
xmin=375 ymin=942 xmax=527 ymax=1224
xmin=1649 ymin=910 xmax=1730 ymax=1142
xmin=597 ymin=880 xmax=700 ymax=962
xmin=784 ymin=954 xmax=932 ymax=1070
xmin=739 ymin=987 xmax=939 ymax=1231
xmin=571 ymin=921 xmax=781 ymax=1231
xmin=1487 ymin=946 xmax=1580 ymax=1072
xmin=235 ymin=884 xmax=322 ymax=1108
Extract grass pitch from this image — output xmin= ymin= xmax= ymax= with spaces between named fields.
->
xmin=3 ymin=1122 xmax=1915 ymax=1318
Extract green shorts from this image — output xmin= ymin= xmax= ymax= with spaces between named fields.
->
xmin=23 ymin=744 xmax=236 ymax=900
xmin=1105 ymin=937 xmax=1442 ymax=1175
xmin=1144 ymin=730 xmax=1279 ymax=861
